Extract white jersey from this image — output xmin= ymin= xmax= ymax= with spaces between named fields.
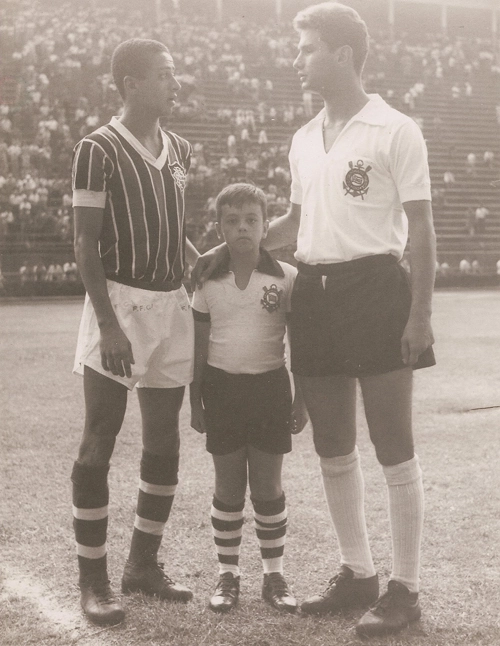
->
xmin=289 ymin=94 xmax=432 ymax=264
xmin=192 ymin=250 xmax=296 ymax=375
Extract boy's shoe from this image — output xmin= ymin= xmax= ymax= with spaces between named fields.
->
xmin=80 ymin=575 xmax=125 ymax=626
xmin=121 ymin=560 xmax=193 ymax=602
xmin=208 ymin=572 xmax=240 ymax=613
xmin=355 ymin=580 xmax=421 ymax=637
xmin=262 ymin=572 xmax=297 ymax=614
xmin=300 ymin=566 xmax=378 ymax=615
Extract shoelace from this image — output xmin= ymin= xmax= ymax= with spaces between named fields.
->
xmin=217 ymin=576 xmax=238 ymax=595
xmin=370 ymin=589 xmax=398 ymax=616
xmin=150 ymin=562 xmax=174 ymax=585
xmin=323 ymin=572 xmax=347 ymax=596
xmin=93 ymin=580 xmax=117 ymax=606
xmin=268 ymin=574 xmax=289 ymax=595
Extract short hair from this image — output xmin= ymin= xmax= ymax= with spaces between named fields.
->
xmin=215 ymin=183 xmax=267 ymax=220
xmin=293 ymin=2 xmax=369 ymax=75
xmin=111 ymin=38 xmax=170 ymax=99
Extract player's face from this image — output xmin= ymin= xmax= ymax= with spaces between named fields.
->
xmin=134 ymin=51 xmax=180 ymax=117
xmin=293 ymin=29 xmax=341 ymax=95
xmin=216 ymin=202 xmax=268 ymax=254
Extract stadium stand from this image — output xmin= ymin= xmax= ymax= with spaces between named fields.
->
xmin=0 ymin=0 xmax=499 ymax=294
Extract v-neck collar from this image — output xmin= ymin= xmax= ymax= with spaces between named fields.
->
xmin=210 ymin=247 xmax=285 ymax=281
xmin=110 ymin=116 xmax=169 ymax=170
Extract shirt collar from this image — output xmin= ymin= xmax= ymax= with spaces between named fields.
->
xmin=315 ymin=93 xmax=389 ymax=129
xmin=109 ymin=116 xmax=169 ymax=170
xmin=211 ymin=247 xmax=285 ymax=280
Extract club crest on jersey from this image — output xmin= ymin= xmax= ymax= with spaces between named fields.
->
xmin=169 ymin=161 xmax=187 ymax=191
xmin=261 ymin=284 xmax=282 ymax=313
xmin=343 ymin=159 xmax=372 ymax=199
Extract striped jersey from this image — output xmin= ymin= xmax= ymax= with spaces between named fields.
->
xmin=72 ymin=116 xmax=191 ymax=291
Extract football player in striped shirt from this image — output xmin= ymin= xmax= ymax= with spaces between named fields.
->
xmin=70 ymin=38 xmax=200 ymax=625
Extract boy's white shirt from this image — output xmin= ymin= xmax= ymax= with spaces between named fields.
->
xmin=192 ymin=252 xmax=296 ymax=375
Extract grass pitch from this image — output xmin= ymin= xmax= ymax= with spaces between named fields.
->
xmin=1 ymin=291 xmax=500 ymax=646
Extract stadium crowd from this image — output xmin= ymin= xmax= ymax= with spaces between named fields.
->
xmin=1 ymin=0 xmax=499 ymax=289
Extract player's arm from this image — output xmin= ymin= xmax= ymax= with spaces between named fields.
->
xmin=262 ymin=202 xmax=302 ymax=251
xmin=401 ymin=199 xmax=436 ymax=365
xmin=185 ymin=237 xmax=200 ymax=268
xmin=189 ymin=316 xmax=210 ymax=434
xmin=74 ymin=206 xmax=134 ymax=378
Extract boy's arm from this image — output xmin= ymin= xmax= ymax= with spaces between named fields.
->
xmin=402 ymin=199 xmax=436 ymax=366
xmin=286 ymin=322 xmax=308 ymax=434
xmin=190 ymin=317 xmax=210 ymax=434
xmin=74 ymin=205 xmax=134 ymax=378
xmin=185 ymin=237 xmax=200 ymax=268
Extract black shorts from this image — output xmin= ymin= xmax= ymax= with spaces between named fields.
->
xmin=201 ymin=364 xmax=292 ymax=456
xmin=289 ymin=254 xmax=436 ymax=378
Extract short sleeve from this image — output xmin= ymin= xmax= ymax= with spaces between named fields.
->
xmin=389 ymin=120 xmax=432 ymax=204
xmin=281 ymin=262 xmax=297 ymax=313
xmin=288 ymin=133 xmax=303 ymax=205
xmin=72 ymin=139 xmax=112 ymax=208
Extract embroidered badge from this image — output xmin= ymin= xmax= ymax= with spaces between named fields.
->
xmin=261 ymin=284 xmax=283 ymax=313
xmin=169 ymin=161 xmax=187 ymax=191
xmin=343 ymin=159 xmax=372 ymax=199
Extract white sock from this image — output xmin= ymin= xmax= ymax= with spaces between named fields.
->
xmin=383 ymin=455 xmax=424 ymax=593
xmin=320 ymin=447 xmax=376 ymax=579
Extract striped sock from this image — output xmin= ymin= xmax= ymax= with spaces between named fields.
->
xmin=211 ymin=497 xmax=245 ymax=577
xmin=71 ymin=461 xmax=109 ymax=580
xmin=252 ymin=493 xmax=287 ymax=575
xmin=383 ymin=455 xmax=424 ymax=593
xmin=128 ymin=451 xmax=178 ymax=564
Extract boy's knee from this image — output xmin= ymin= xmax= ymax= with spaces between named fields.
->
xmin=373 ymin=440 xmax=414 ymax=467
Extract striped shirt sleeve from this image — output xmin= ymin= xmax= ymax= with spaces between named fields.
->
xmin=72 ymin=139 xmax=112 ymax=208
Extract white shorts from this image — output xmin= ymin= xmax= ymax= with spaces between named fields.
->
xmin=73 ymin=280 xmax=194 ymax=390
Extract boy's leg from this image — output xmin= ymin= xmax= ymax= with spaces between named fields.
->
xmin=209 ymin=448 xmax=247 ymax=613
xmin=299 ymin=374 xmax=378 ymax=615
xmin=357 ymin=368 xmax=423 ymax=636
xmin=121 ymin=386 xmax=192 ymax=602
xmin=248 ymin=446 xmax=296 ymax=613
xmin=72 ymin=366 xmax=127 ymax=625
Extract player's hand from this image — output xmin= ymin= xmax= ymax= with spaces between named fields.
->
xmin=290 ymin=399 xmax=309 ymax=435
xmin=401 ymin=314 xmax=434 ymax=366
xmin=191 ymin=244 xmax=229 ymax=290
xmin=190 ymin=398 xmax=207 ymax=434
xmin=99 ymin=324 xmax=135 ymax=378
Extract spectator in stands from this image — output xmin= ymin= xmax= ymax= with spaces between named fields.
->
xmin=443 ymin=170 xmax=455 ymax=187
xmin=496 ymin=259 xmax=500 ymax=276
xmin=466 ymin=206 xmax=476 ymax=236
xmin=466 ymin=152 xmax=477 ymax=176
xmin=483 ymin=150 xmax=495 ymax=168
xmin=439 ymin=262 xmax=450 ymax=277
xmin=459 ymin=258 xmax=472 ymax=275
xmin=471 ymin=259 xmax=481 ymax=275
xmin=474 ymin=204 xmax=489 ymax=234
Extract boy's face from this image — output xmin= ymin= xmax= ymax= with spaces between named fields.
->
xmin=216 ymin=202 xmax=268 ymax=253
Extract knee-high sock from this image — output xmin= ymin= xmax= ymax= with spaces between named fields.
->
xmin=252 ymin=493 xmax=287 ymax=575
xmin=128 ymin=451 xmax=178 ymax=564
xmin=383 ymin=455 xmax=424 ymax=593
xmin=320 ymin=447 xmax=376 ymax=579
xmin=211 ymin=497 xmax=244 ymax=577
xmin=71 ymin=461 xmax=109 ymax=580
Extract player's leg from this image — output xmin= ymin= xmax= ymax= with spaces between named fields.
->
xmin=208 ymin=448 xmax=247 ymax=613
xmin=356 ymin=367 xmax=423 ymax=636
xmin=299 ymin=374 xmax=379 ymax=615
xmin=248 ymin=446 xmax=297 ymax=613
xmin=121 ymin=385 xmax=192 ymax=602
xmin=71 ymin=366 xmax=127 ymax=625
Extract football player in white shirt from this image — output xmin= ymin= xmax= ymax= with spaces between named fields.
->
xmin=194 ymin=3 xmax=436 ymax=638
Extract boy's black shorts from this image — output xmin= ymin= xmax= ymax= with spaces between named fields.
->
xmin=289 ymin=254 xmax=436 ymax=378
xmin=201 ymin=364 xmax=292 ymax=456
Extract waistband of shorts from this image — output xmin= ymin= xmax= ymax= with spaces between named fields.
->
xmin=205 ymin=364 xmax=286 ymax=379
xmin=106 ymin=275 xmax=183 ymax=292
xmin=297 ymin=254 xmax=398 ymax=276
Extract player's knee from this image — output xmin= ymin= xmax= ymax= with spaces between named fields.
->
xmin=78 ymin=431 xmax=117 ymax=466
xmin=373 ymin=439 xmax=414 ymax=466
xmin=249 ymin=481 xmax=282 ymax=502
xmin=313 ymin=429 xmax=355 ymax=459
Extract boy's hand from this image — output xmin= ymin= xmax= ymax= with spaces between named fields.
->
xmin=290 ymin=399 xmax=308 ymax=435
xmin=190 ymin=398 xmax=207 ymax=434
xmin=191 ymin=244 xmax=228 ymax=290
